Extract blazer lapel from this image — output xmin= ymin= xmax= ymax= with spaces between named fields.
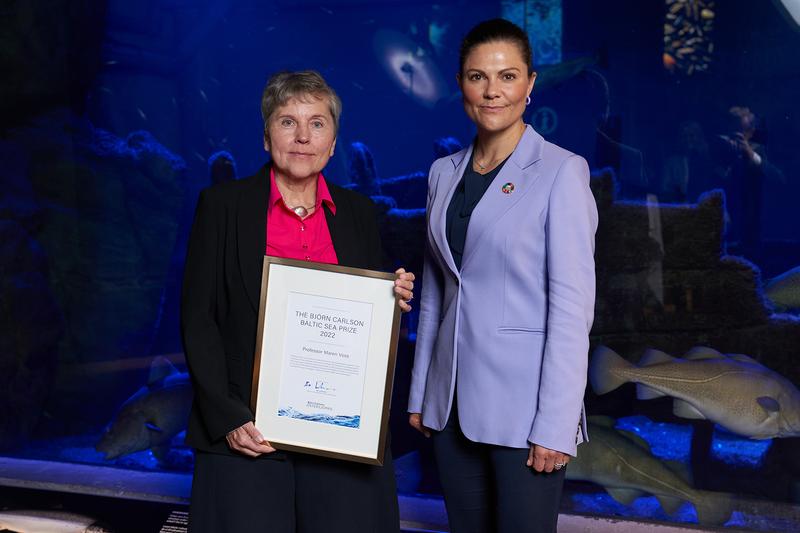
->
xmin=237 ymin=166 xmax=269 ymax=313
xmin=430 ymin=145 xmax=473 ymax=278
xmin=459 ymin=126 xmax=545 ymax=271
xmin=323 ymin=187 xmax=353 ymax=266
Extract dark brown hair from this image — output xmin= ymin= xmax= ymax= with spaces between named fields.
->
xmin=459 ymin=18 xmax=533 ymax=75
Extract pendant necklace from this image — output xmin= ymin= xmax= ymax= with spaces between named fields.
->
xmin=288 ymin=204 xmax=315 ymax=218
xmin=474 ymin=154 xmax=505 ymax=172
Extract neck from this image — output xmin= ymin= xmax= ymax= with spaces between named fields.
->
xmin=274 ymin=170 xmax=318 ymax=207
xmin=474 ymin=121 xmax=526 ymax=163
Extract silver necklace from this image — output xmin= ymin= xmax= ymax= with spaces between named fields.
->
xmin=474 ymin=154 xmax=505 ymax=172
xmin=288 ymin=204 xmax=315 ymax=217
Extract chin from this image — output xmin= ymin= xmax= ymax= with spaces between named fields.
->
xmin=286 ymin=166 xmax=322 ymax=180
xmin=476 ymin=119 xmax=518 ymax=133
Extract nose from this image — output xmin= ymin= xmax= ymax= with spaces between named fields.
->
xmin=483 ymin=76 xmax=500 ymax=99
xmin=295 ymin=123 xmax=310 ymax=144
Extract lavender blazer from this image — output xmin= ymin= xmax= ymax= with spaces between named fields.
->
xmin=407 ymin=125 xmax=598 ymax=456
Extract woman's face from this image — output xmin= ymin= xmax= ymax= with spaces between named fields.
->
xmin=264 ymin=95 xmax=336 ymax=181
xmin=459 ymin=40 xmax=535 ymax=134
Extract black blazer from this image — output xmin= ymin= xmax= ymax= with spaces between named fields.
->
xmin=181 ymin=165 xmax=384 ymax=455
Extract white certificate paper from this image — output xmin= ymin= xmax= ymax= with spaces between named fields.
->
xmin=251 ymin=257 xmax=401 ymax=464
xmin=277 ymin=292 xmax=373 ymax=428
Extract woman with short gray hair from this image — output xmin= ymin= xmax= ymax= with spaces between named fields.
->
xmin=182 ymin=70 xmax=412 ymax=532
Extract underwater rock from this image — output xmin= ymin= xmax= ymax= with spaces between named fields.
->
xmin=0 ymin=220 xmax=62 ymax=450
xmin=594 ymin=190 xmax=725 ymax=272
xmin=378 ymin=207 xmax=426 ymax=278
xmin=373 ymin=171 xmax=427 ymax=209
xmin=15 ymin=112 xmax=186 ymax=363
xmin=593 ymin=255 xmax=770 ymax=334
xmin=348 ymin=142 xmax=381 ymax=196
xmin=1 ymin=109 xmax=186 ymax=432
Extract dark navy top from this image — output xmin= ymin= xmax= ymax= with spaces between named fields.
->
xmin=446 ymin=151 xmax=510 ymax=270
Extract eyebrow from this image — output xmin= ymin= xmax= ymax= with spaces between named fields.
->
xmin=275 ymin=114 xmax=329 ymax=121
xmin=466 ymin=67 xmax=522 ymax=74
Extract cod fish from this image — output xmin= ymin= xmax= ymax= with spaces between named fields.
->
xmin=96 ymin=356 xmax=192 ymax=462
xmin=590 ymin=346 xmax=800 ymax=439
xmin=765 ymin=265 xmax=800 ymax=311
xmin=568 ymin=417 xmax=733 ymax=525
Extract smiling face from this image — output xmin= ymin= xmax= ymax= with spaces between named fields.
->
xmin=458 ymin=40 xmax=536 ymax=135
xmin=264 ymin=95 xmax=337 ymax=182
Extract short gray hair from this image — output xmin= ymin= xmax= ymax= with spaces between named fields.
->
xmin=260 ymin=70 xmax=342 ymax=136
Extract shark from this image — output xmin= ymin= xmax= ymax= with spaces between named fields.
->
xmin=568 ymin=416 xmax=733 ymax=525
xmin=96 ymin=356 xmax=192 ymax=463
xmin=590 ymin=345 xmax=800 ymax=439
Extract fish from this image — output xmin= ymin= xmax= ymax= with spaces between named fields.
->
xmin=0 ymin=510 xmax=111 ymax=533
xmin=568 ymin=417 xmax=733 ymax=525
xmin=535 ymin=56 xmax=596 ymax=92
xmin=590 ymin=346 xmax=800 ymax=439
xmin=663 ymin=52 xmax=677 ymax=70
xmin=765 ymin=265 xmax=800 ymax=311
xmin=96 ymin=356 xmax=192 ymax=463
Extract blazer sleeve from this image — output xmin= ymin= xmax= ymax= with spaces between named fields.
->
xmin=529 ymin=155 xmax=598 ymax=456
xmin=408 ymin=166 xmax=445 ymax=413
xmin=181 ymin=189 xmax=254 ymax=442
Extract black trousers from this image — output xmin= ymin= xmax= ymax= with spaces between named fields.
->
xmin=432 ymin=409 xmax=566 ymax=533
xmin=188 ymin=449 xmax=399 ymax=533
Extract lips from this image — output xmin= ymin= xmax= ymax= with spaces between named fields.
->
xmin=479 ymin=105 xmax=508 ymax=112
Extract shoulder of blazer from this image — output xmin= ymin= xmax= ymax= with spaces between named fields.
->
xmin=197 ymin=167 xmax=266 ymax=208
xmin=425 ymin=148 xmax=468 ymax=192
xmin=540 ymin=138 xmax=578 ymax=165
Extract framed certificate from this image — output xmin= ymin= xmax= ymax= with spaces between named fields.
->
xmin=250 ymin=256 xmax=402 ymax=465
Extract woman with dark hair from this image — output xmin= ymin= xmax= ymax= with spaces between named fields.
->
xmin=408 ymin=19 xmax=597 ymax=533
xmin=182 ymin=70 xmax=412 ymax=533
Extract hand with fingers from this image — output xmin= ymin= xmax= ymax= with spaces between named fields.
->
xmin=527 ymin=443 xmax=570 ymax=473
xmin=394 ymin=268 xmax=416 ymax=313
xmin=408 ymin=413 xmax=431 ymax=438
xmin=226 ymin=421 xmax=277 ymax=457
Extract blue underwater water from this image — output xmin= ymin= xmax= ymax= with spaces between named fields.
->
xmin=711 ymin=427 xmax=772 ymax=468
xmin=571 ymin=493 xmax=699 ymax=524
xmin=278 ymin=407 xmax=361 ymax=428
xmin=615 ymin=415 xmax=771 ymax=467
xmin=11 ymin=433 xmax=194 ymax=472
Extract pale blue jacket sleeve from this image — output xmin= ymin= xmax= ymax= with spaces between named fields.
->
xmin=529 ymin=155 xmax=598 ymax=456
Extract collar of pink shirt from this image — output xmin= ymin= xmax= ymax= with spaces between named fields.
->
xmin=267 ymin=167 xmax=336 ymax=217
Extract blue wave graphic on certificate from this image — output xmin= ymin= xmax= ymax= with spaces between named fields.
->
xmin=278 ymin=407 xmax=361 ymax=428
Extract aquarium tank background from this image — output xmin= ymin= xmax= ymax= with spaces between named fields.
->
xmin=2 ymin=0 xmax=800 ymax=531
